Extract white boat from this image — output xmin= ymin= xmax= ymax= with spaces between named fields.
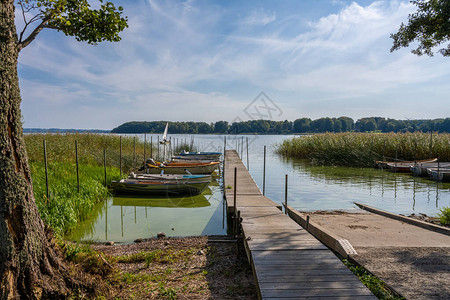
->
xmin=143 ymin=160 xmax=220 ymax=174
xmin=411 ymin=162 xmax=450 ymax=176
xmin=427 ymin=167 xmax=450 ymax=182
xmin=159 ymin=122 xmax=170 ymax=145
xmin=177 ymin=150 xmax=222 ymax=160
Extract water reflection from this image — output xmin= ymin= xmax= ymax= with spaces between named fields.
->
xmin=281 ymin=156 xmax=450 ymax=214
xmin=67 ymin=183 xmax=226 ymax=243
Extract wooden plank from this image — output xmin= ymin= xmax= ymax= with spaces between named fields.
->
xmin=261 ymin=287 xmax=375 ymax=298
xmin=257 ymin=274 xmax=363 ymax=283
xmin=259 ymin=280 xmax=369 ymax=290
xmin=263 ymin=296 xmax=377 ymax=300
xmin=256 ymin=268 xmax=354 ymax=277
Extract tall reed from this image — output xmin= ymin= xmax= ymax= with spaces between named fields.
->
xmin=277 ymin=132 xmax=450 ymax=167
xmin=24 ymin=133 xmax=154 ymax=235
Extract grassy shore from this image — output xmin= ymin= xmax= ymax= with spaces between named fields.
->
xmin=277 ymin=132 xmax=450 ymax=167
xmin=25 ymin=133 xmax=152 ymax=235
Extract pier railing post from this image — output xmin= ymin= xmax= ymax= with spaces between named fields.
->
xmin=246 ymin=137 xmax=249 ymax=170
xmin=233 ymin=167 xmax=237 ymax=238
xmin=285 ymin=174 xmax=288 ymax=215
xmin=263 ymin=146 xmax=266 ymax=196
xmin=306 ymin=215 xmax=310 ymax=231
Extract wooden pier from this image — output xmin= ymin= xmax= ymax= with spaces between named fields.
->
xmin=224 ymin=150 xmax=376 ymax=299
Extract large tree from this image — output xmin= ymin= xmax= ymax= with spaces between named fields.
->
xmin=0 ymin=0 xmax=127 ymax=298
xmin=391 ymin=0 xmax=450 ymax=56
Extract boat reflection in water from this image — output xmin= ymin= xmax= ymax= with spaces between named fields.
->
xmin=67 ymin=183 xmax=226 ymax=243
xmin=112 ymin=193 xmax=211 ymax=208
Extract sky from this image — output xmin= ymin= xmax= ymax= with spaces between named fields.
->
xmin=16 ymin=0 xmax=450 ymax=130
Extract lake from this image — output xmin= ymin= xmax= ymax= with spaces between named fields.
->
xmin=68 ymin=134 xmax=450 ymax=243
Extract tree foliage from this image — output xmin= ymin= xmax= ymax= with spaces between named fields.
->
xmin=391 ymin=0 xmax=450 ymax=56
xmin=17 ymin=0 xmax=128 ymax=50
xmin=111 ymin=117 xmax=450 ymax=134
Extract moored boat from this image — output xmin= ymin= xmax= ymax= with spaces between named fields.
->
xmin=142 ymin=159 xmax=220 ymax=174
xmin=129 ymin=172 xmax=211 ymax=182
xmin=111 ymin=178 xmax=210 ymax=196
xmin=375 ymin=158 xmax=437 ymax=172
xmin=427 ymin=167 xmax=450 ymax=182
xmin=411 ymin=162 xmax=450 ymax=176
xmin=177 ymin=151 xmax=222 ymax=160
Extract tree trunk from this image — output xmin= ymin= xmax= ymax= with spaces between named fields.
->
xmin=0 ymin=1 xmax=70 ymax=298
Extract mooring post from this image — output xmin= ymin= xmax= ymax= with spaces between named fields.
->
xmin=144 ymin=133 xmax=146 ymax=162
xmin=150 ymin=136 xmax=153 ymax=158
xmin=285 ymin=174 xmax=288 ymax=215
xmin=233 ymin=167 xmax=237 ymax=238
xmin=119 ymin=136 xmax=122 ymax=178
xmin=43 ymin=140 xmax=49 ymax=201
xmin=104 ymin=149 xmax=107 ymax=187
xmin=133 ymin=136 xmax=136 ymax=169
xmin=306 ymin=215 xmax=310 ymax=231
xmin=75 ymin=140 xmax=80 ymax=192
xmin=263 ymin=146 xmax=266 ymax=196
xmin=430 ymin=131 xmax=433 ymax=157
xmin=246 ymin=137 xmax=249 ymax=170
xmin=236 ymin=210 xmax=241 ymax=241
xmin=223 ymin=136 xmax=227 ymax=188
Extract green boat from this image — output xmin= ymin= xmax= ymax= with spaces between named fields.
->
xmin=111 ymin=178 xmax=210 ymax=196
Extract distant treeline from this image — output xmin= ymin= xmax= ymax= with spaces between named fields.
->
xmin=24 ymin=128 xmax=111 ymax=134
xmin=111 ymin=117 xmax=450 ymax=134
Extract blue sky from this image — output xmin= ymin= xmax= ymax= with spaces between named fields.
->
xmin=17 ymin=0 xmax=450 ymax=130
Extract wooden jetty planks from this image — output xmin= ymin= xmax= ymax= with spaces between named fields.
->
xmin=223 ymin=150 xmax=376 ymax=299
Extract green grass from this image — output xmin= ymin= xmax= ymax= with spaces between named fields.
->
xmin=25 ymin=133 xmax=154 ymax=236
xmin=277 ymin=132 xmax=450 ymax=167
xmin=438 ymin=207 xmax=450 ymax=225
xmin=342 ymin=259 xmax=405 ymax=300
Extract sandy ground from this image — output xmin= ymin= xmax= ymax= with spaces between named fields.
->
xmin=90 ymin=236 xmax=258 ymax=299
xmin=306 ymin=211 xmax=450 ymax=300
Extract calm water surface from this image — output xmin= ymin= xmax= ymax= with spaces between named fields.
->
xmin=68 ymin=134 xmax=450 ymax=243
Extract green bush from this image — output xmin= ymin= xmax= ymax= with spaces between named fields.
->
xmin=438 ymin=207 xmax=450 ymax=225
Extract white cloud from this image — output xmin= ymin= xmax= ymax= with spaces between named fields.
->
xmin=240 ymin=9 xmax=276 ymax=26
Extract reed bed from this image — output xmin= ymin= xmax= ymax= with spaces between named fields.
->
xmin=24 ymin=133 xmax=155 ymax=236
xmin=277 ymin=132 xmax=450 ymax=167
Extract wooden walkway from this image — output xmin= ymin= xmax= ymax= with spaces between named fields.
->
xmin=224 ymin=150 xmax=376 ymax=299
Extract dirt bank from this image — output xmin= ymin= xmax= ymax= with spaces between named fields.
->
xmin=90 ymin=236 xmax=257 ymax=299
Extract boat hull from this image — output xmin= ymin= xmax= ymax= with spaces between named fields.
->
xmin=145 ymin=162 xmax=220 ymax=174
xmin=130 ymin=173 xmax=211 ymax=182
xmin=111 ymin=180 xmax=210 ymax=196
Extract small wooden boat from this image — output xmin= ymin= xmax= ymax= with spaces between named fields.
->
xmin=142 ymin=159 xmax=220 ymax=174
xmin=427 ymin=167 xmax=450 ymax=182
xmin=171 ymin=156 xmax=220 ymax=163
xmin=111 ymin=178 xmax=210 ymax=196
xmin=375 ymin=158 xmax=437 ymax=172
xmin=177 ymin=151 xmax=222 ymax=160
xmin=411 ymin=162 xmax=450 ymax=176
xmin=129 ymin=172 xmax=211 ymax=182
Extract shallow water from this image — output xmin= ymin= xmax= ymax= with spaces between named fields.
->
xmin=68 ymin=134 xmax=450 ymax=243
